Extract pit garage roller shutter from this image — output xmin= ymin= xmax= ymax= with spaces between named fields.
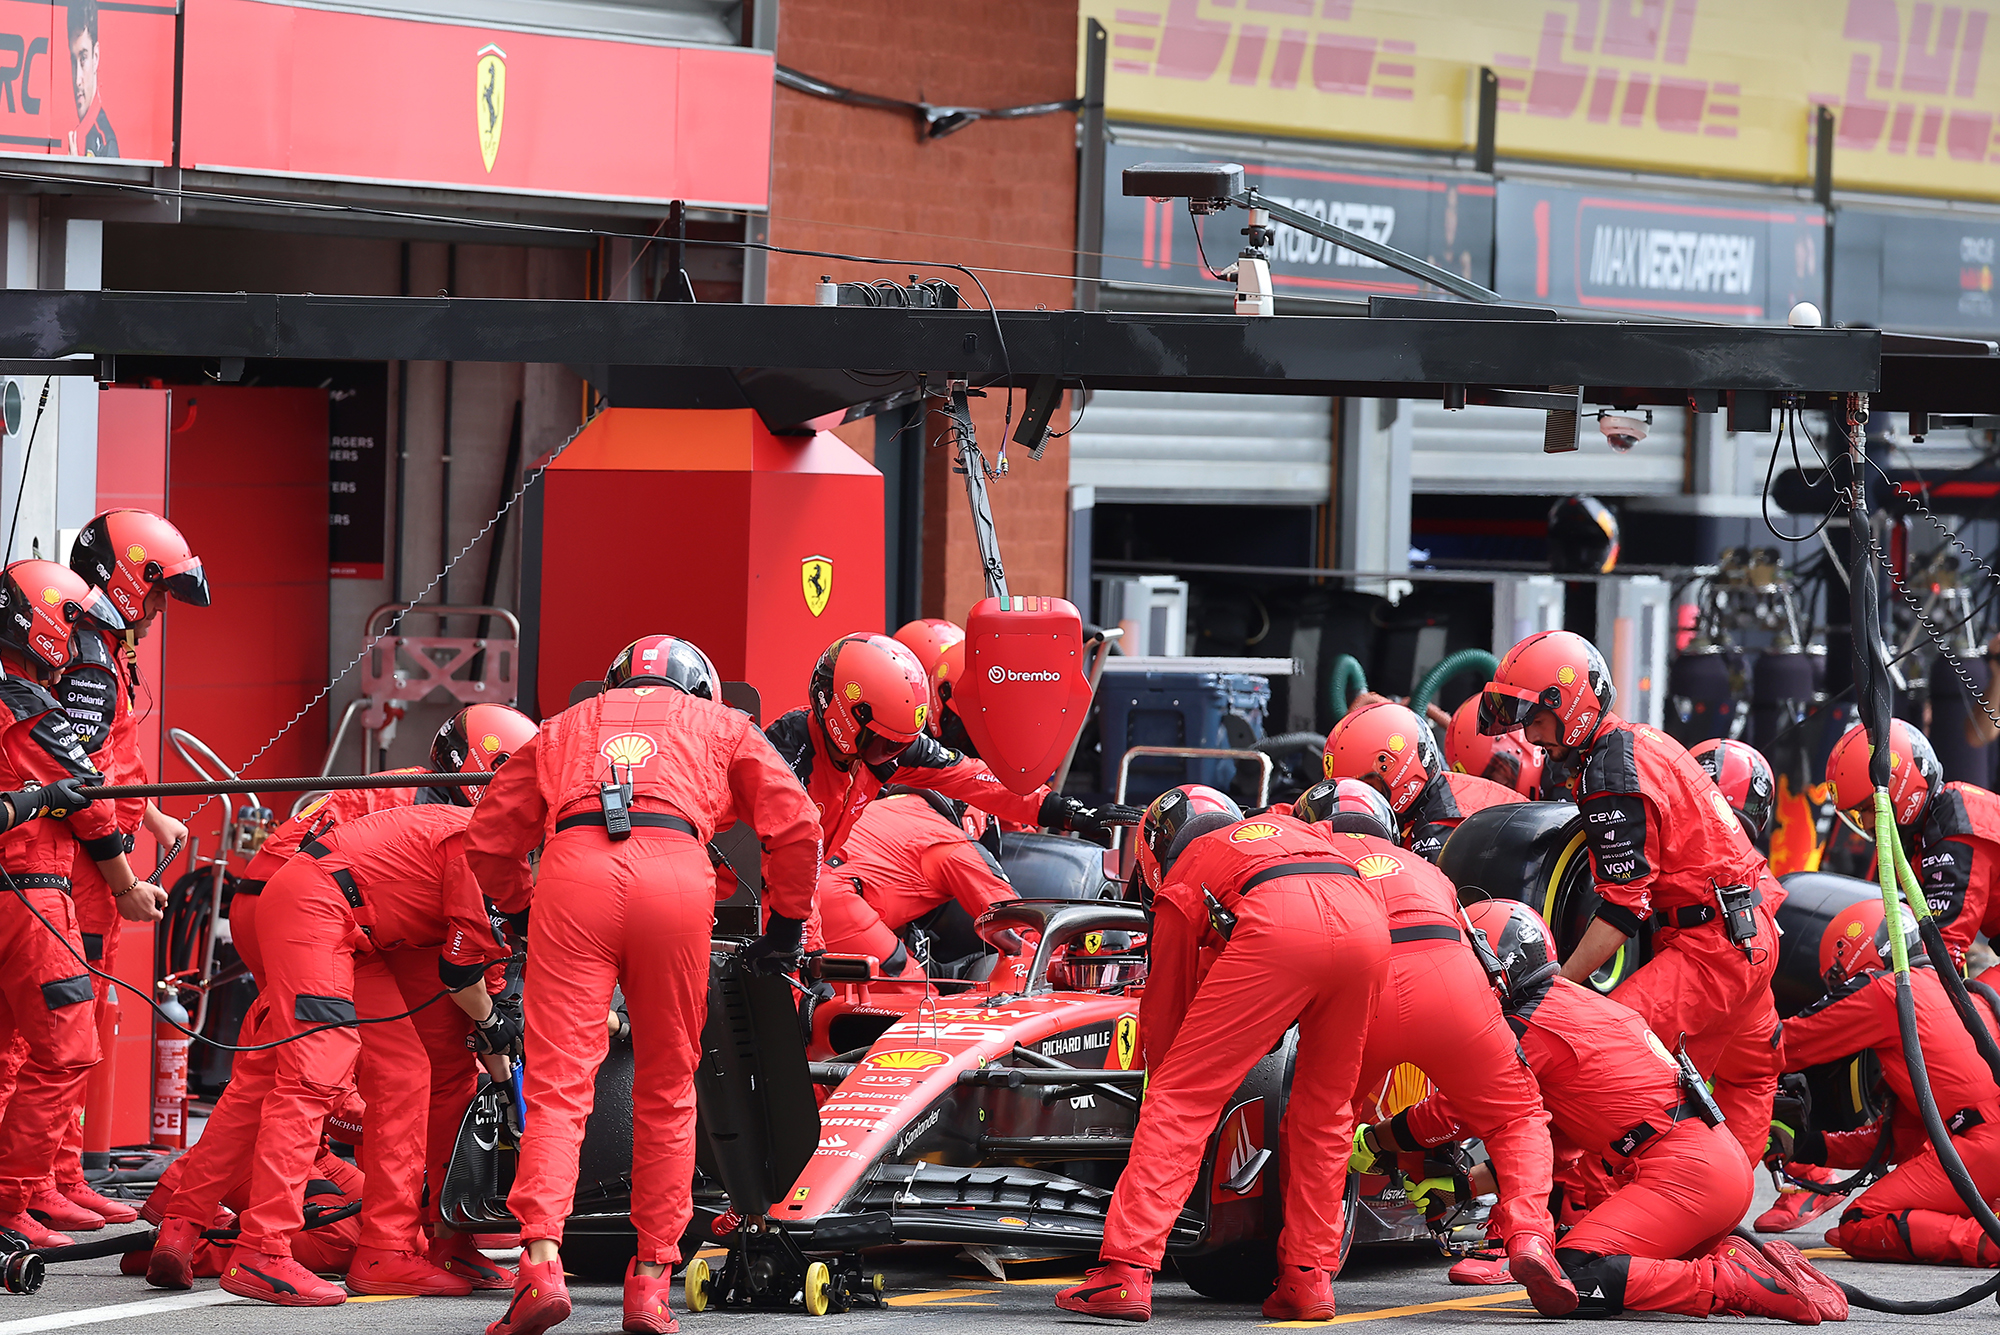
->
xmin=1068 ymin=391 xmax=1334 ymax=505
xmin=1408 ymin=402 xmax=1688 ymax=496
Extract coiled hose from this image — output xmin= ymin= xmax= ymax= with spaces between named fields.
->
xmin=1409 ymin=649 xmax=1499 ymax=716
xmin=1327 ymin=655 xmax=1368 ymax=719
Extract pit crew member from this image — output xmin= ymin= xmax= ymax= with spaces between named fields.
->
xmin=1325 ymin=701 xmax=1524 ymax=861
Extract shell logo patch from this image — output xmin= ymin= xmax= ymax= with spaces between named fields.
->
xmin=1889 ymin=751 xmax=1901 ymax=769
xmin=1230 ymin=822 xmax=1282 ymax=842
xmin=1643 ymin=1029 xmax=1677 ymax=1068
xmin=844 ymin=681 xmax=863 ymax=702
xmin=1114 ymin=1014 xmax=1138 ymax=1069
xmin=1709 ymin=790 xmax=1735 ymax=828
xmin=125 ymin=544 xmax=146 ymax=564
xmin=1557 ymin=665 xmax=1576 ymax=685
xmin=997 ymin=1216 xmax=1027 ymax=1227
xmin=864 ymin=1050 xmax=948 ymax=1072
xmin=1387 ymin=734 xmax=1406 ymax=753
xmin=1846 ymin=921 xmax=1865 ymax=939
xmin=39 ymin=587 xmax=59 ymax=606
xmin=1355 ymin=853 xmax=1403 ymax=879
xmin=601 ymin=733 xmax=658 ymax=767
xmin=481 ymin=733 xmax=502 ymax=753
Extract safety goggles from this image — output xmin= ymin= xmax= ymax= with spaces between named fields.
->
xmin=148 ymin=553 xmax=211 ymax=608
xmin=1478 ymin=683 xmax=1545 ymax=736
xmin=858 ymin=726 xmax=915 ymax=767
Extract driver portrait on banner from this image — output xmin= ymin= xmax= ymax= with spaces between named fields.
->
xmin=65 ymin=0 xmax=117 ymax=159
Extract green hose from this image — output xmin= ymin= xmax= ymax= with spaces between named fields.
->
xmin=1410 ymin=648 xmax=1499 ymax=716
xmin=1328 ymin=655 xmax=1368 ymax=718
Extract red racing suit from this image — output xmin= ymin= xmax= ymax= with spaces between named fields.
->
xmin=1911 ymin=781 xmax=2000 ymax=971
xmin=1105 ymin=815 xmax=1389 ymax=1271
xmin=233 ymin=804 xmax=512 ymax=1258
xmin=1576 ymin=714 xmax=1784 ymax=1166
xmin=1402 ymin=977 xmax=1756 ymax=1316
xmin=467 ymin=686 xmax=819 ymax=1265
xmin=1781 ymin=965 xmax=2000 ymax=1266
xmin=818 ymin=791 xmax=1013 ymax=970
xmin=1401 ymin=770 xmax=1524 ymax=863
xmin=0 ymin=676 xmax=121 ymax=1214
xmin=1330 ymin=829 xmax=1557 ymax=1253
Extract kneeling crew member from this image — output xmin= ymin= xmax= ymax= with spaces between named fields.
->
xmin=1378 ymin=900 xmax=1844 ymax=1325
xmin=1057 ymin=790 xmax=1390 ymax=1323
xmin=468 ymin=635 xmax=821 ymax=1335
xmin=1324 ymin=701 xmax=1523 ymax=861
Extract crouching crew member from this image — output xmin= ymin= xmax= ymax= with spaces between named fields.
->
xmin=817 ymin=790 xmax=1015 ymax=974
xmin=467 ymin=635 xmax=821 ymax=1335
xmin=1324 ymin=701 xmax=1523 ymax=862
xmin=1057 ymin=789 xmax=1390 ymax=1323
xmin=1378 ymin=901 xmax=1845 ymax=1325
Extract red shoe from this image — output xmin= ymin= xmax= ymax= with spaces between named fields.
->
xmin=1822 ymin=1224 xmax=1847 ymax=1253
xmin=623 ymin=1258 xmax=678 ymax=1334
xmin=1262 ymin=1266 xmax=1335 ymax=1321
xmin=1508 ymin=1234 xmax=1580 ymax=1317
xmin=1709 ymin=1239 xmax=1820 ymax=1324
xmin=120 ymin=1248 xmax=151 ymax=1277
xmin=0 ymin=1209 xmax=71 ymax=1249
xmin=1055 ymin=1262 xmax=1152 ymax=1321
xmin=1446 ymin=1252 xmax=1513 ymax=1286
xmin=347 ymin=1245 xmax=475 ymax=1297
xmin=1761 ymin=1240 xmax=1850 ymax=1322
xmin=488 ymin=1258 xmax=573 ymax=1335
xmin=218 ymin=1246 xmax=347 ymax=1306
xmin=1756 ymin=1188 xmax=1848 ymax=1234
xmin=58 ymin=1178 xmax=138 ymax=1225
xmin=146 ymin=1216 xmax=203 ymax=1290
xmin=430 ymin=1231 xmax=516 ymax=1290
xmin=25 ymin=1182 xmax=103 ymax=1233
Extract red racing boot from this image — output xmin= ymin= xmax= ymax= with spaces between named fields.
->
xmin=1755 ymin=1180 xmax=1847 ymax=1234
xmin=25 ymin=1181 xmax=103 ymax=1232
xmin=430 ymin=1230 xmax=516 ymax=1290
xmin=1055 ymin=1261 xmax=1152 ymax=1321
xmin=1507 ymin=1235 xmax=1580 ymax=1316
xmin=218 ymin=1246 xmax=347 ymax=1306
xmin=1708 ymin=1240 xmax=1820 ymax=1324
xmin=347 ymin=1245 xmax=474 ymax=1296
xmin=58 ymin=1177 xmax=138 ymax=1225
xmin=1760 ymin=1240 xmax=1850 ymax=1322
xmin=146 ymin=1216 xmax=203 ymax=1290
xmin=623 ymin=1258 xmax=677 ymax=1334
xmin=1446 ymin=1240 xmax=1512 ymax=1286
xmin=488 ymin=1256 xmax=573 ymax=1335
xmin=1261 ymin=1266 xmax=1336 ymax=1321
xmin=0 ymin=1209 xmax=71 ymax=1249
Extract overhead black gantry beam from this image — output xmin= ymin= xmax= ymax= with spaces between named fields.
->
xmin=0 ymin=287 xmax=1902 ymax=433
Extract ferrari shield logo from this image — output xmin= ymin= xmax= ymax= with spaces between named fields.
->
xmin=802 ymin=555 xmax=833 ymax=617
xmin=476 ymin=45 xmax=506 ymax=173
xmin=1113 ymin=1014 xmax=1138 ymax=1070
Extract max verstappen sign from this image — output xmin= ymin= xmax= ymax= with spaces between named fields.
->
xmin=179 ymin=0 xmax=773 ymax=208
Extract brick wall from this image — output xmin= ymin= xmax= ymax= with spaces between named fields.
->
xmin=769 ymin=0 xmax=1077 ymax=624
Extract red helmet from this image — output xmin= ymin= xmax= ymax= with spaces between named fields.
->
xmin=1133 ymin=783 xmax=1242 ymax=899
xmin=810 ymin=633 xmax=932 ymax=766
xmin=0 ymin=560 xmax=122 ymax=673
xmin=68 ymin=509 xmax=209 ymax=624
xmin=1445 ymin=695 xmax=1544 ymax=798
xmin=1293 ymin=777 xmax=1399 ymax=843
xmin=1463 ymin=899 xmax=1562 ymax=1007
xmin=1825 ymin=719 xmax=1941 ymax=829
xmin=893 ymin=618 xmax=966 ymax=736
xmin=1323 ymin=701 xmax=1440 ymax=815
xmin=1690 ymin=737 xmax=1777 ymax=840
xmin=1480 ymin=630 xmax=1615 ymax=747
xmin=605 ymin=635 xmax=718 ymax=700
xmin=1819 ymin=897 xmax=1924 ymax=990
xmin=432 ymin=704 xmax=538 ymax=805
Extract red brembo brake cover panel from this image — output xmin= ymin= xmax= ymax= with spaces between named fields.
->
xmin=953 ymin=595 xmax=1094 ymax=795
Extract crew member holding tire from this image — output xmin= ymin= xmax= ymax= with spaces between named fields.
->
xmin=1057 ymin=789 xmax=1390 ymax=1322
xmin=1778 ymin=897 xmax=2000 ymax=1267
xmin=466 ymin=635 xmax=821 ymax=1335
xmin=1381 ymin=900 xmax=1844 ymax=1325
xmin=1324 ymin=701 xmax=1524 ymax=862
xmin=1293 ymin=778 xmax=1574 ymax=1315
xmin=1480 ymin=631 xmax=1784 ymax=1169
xmin=817 ymin=789 xmax=1016 ymax=974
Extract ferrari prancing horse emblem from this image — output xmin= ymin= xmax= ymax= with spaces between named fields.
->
xmin=477 ymin=44 xmax=506 ymax=173
xmin=802 ymin=555 xmax=833 ymax=617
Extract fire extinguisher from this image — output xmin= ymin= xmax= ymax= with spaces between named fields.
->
xmin=152 ymin=983 xmax=191 ymax=1150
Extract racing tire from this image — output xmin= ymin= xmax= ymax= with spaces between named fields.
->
xmin=1175 ymin=1241 xmax=1279 ymax=1303
xmin=804 ymin=1260 xmax=833 ymax=1316
xmin=684 ymin=1258 xmax=711 ymax=1313
xmin=1436 ymin=801 xmax=1650 ymax=995
xmin=560 ymin=1231 xmax=638 ymax=1282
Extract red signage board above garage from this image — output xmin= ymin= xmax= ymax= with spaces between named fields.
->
xmin=0 ymin=0 xmax=176 ymax=165
xmin=179 ymin=0 xmax=773 ymax=208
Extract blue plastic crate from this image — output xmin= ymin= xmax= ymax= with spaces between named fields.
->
xmin=1100 ymin=671 xmax=1272 ymax=806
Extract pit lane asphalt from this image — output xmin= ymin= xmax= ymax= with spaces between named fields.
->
xmin=0 ymin=1179 xmax=1980 ymax=1334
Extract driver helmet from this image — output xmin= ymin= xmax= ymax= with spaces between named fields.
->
xmin=1132 ymin=783 xmax=1242 ymax=901
xmin=1462 ymin=899 xmax=1562 ymax=1010
xmin=431 ymin=704 xmax=539 ymax=805
xmin=1479 ymin=630 xmax=1615 ymax=748
xmin=0 ymin=560 xmax=122 ymax=674
xmin=1445 ymin=695 xmax=1544 ymax=799
xmin=1689 ymin=737 xmax=1777 ymax=841
xmin=1825 ymin=719 xmax=1940 ymax=831
xmin=1293 ymin=777 xmax=1400 ymax=844
xmin=68 ymin=509 xmax=210 ymax=624
xmin=1820 ymin=897 xmax=1925 ymax=991
xmin=892 ymin=619 xmax=966 ymax=738
xmin=1323 ymin=701 xmax=1441 ymax=815
xmin=1047 ymin=929 xmax=1145 ymax=992
xmin=810 ymin=633 xmax=932 ymax=767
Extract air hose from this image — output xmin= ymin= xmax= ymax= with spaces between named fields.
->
xmin=1328 ymin=655 xmax=1367 ymax=719
xmin=1409 ymin=649 xmax=1498 ymax=716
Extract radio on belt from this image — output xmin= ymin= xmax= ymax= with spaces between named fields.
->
xmin=950 ymin=594 xmax=1095 ymax=795
xmin=1711 ymin=878 xmax=1759 ymax=946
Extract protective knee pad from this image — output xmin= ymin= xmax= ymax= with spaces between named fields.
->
xmin=1555 ymin=1248 xmax=1629 ymax=1317
xmin=1830 ymin=1210 xmax=1918 ymax=1261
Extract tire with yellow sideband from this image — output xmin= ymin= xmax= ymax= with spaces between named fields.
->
xmin=1436 ymin=801 xmax=1651 ymax=995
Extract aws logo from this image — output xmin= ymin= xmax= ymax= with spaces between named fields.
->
xmin=863 ymin=1050 xmax=947 ymax=1072
xmin=1230 ymin=822 xmax=1281 ymax=842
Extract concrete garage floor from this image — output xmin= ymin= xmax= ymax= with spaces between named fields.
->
xmin=0 ymin=1179 xmax=1978 ymax=1334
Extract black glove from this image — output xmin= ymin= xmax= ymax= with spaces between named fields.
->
xmin=1039 ymin=793 xmax=1143 ymax=839
xmin=741 ymin=915 xmax=805 ymax=975
xmin=468 ymin=996 xmax=525 ymax=1057
xmin=3 ymin=778 xmax=91 ymax=830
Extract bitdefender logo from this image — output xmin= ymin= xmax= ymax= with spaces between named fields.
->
xmin=987 ymin=665 xmax=1061 ymax=684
